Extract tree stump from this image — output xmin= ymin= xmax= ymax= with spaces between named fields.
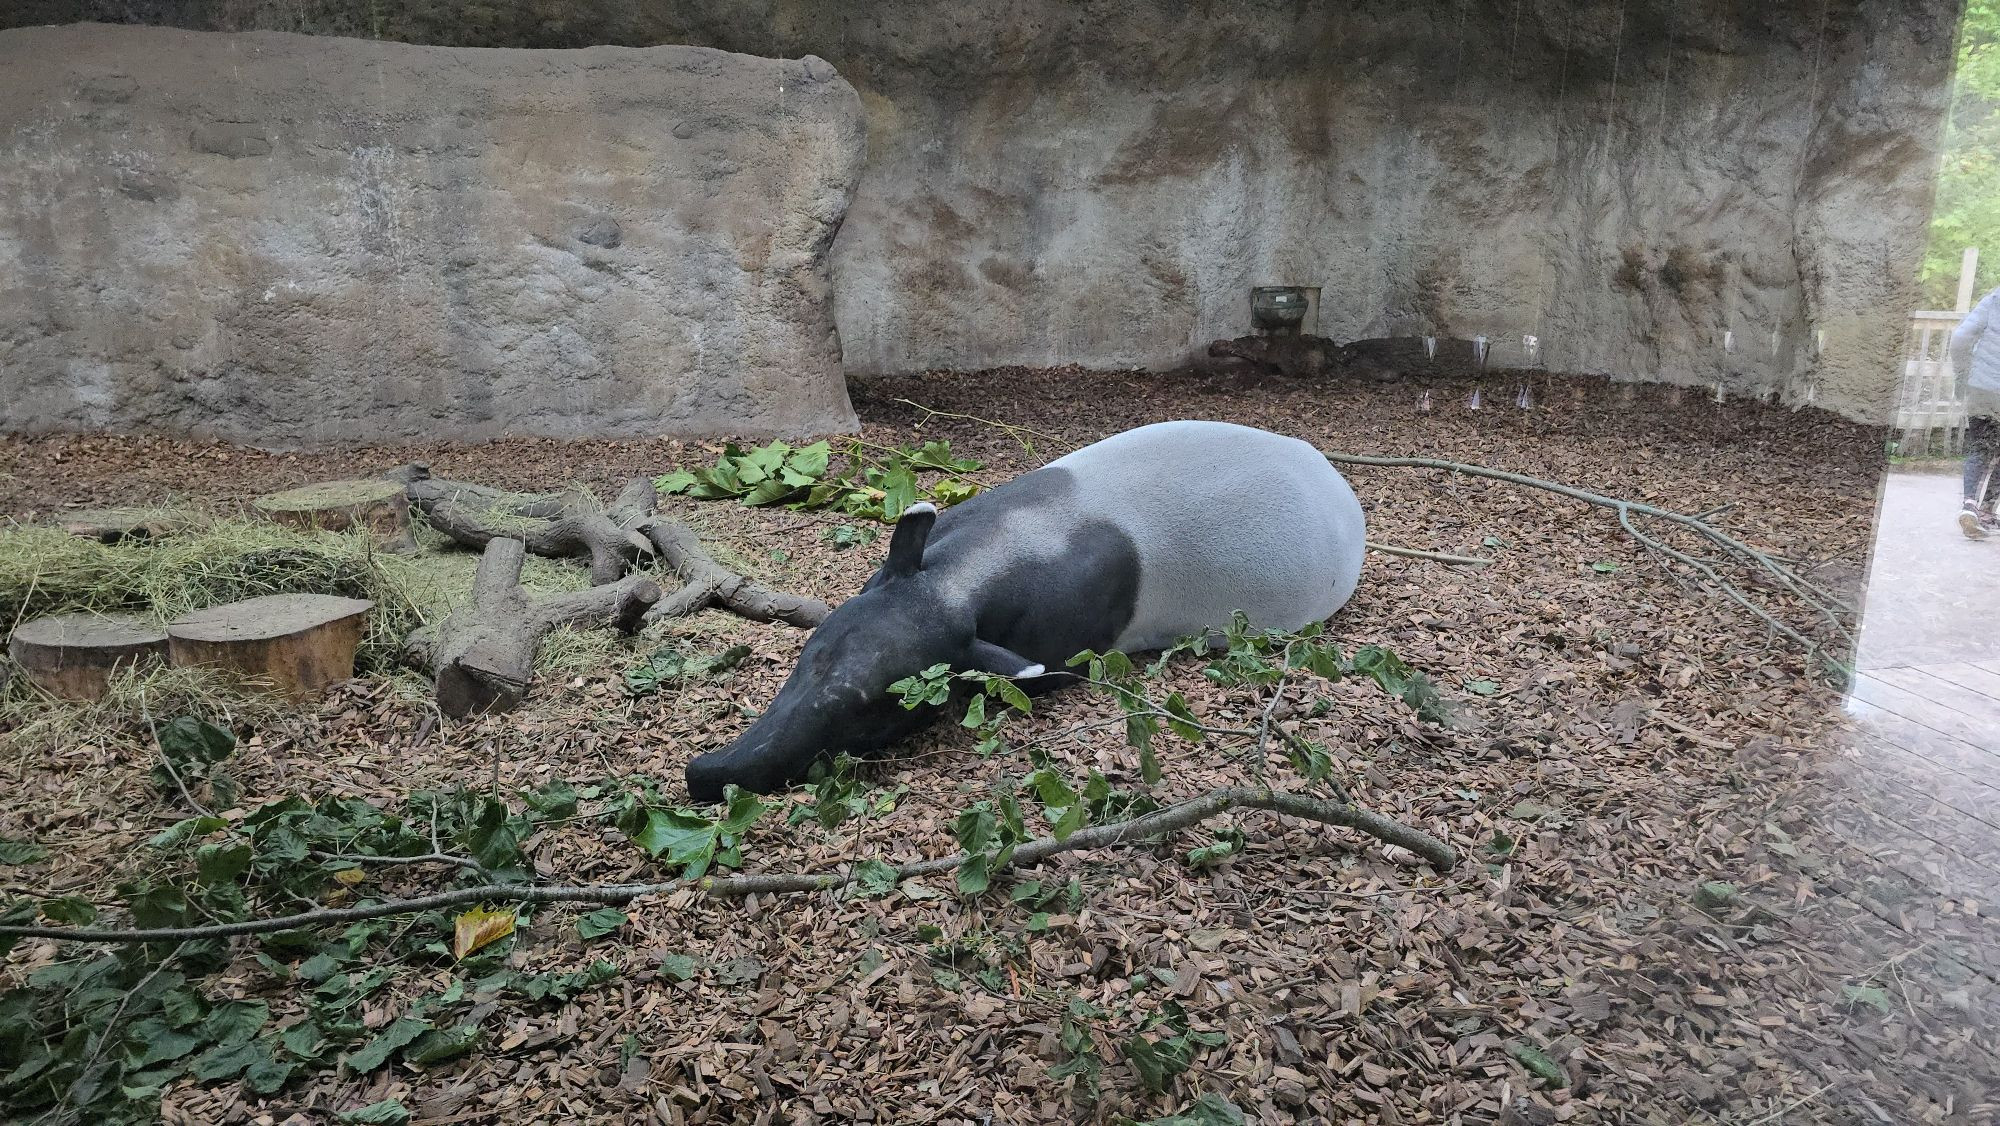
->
xmin=167 ymin=594 xmax=375 ymax=697
xmin=402 ymin=538 xmax=660 ymax=717
xmin=7 ymin=612 xmax=169 ymax=700
xmin=253 ymin=480 xmax=417 ymax=553
xmin=59 ymin=508 xmax=196 ymax=544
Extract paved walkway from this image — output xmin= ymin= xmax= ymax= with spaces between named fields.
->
xmin=1838 ymin=469 xmax=2000 ymax=910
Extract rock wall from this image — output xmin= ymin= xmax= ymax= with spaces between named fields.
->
xmin=2 ymin=2 xmax=1960 ymax=424
xmin=0 ymin=24 xmax=864 ymax=446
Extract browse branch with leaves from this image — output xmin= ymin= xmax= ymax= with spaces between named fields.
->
xmin=0 ymin=618 xmax=1460 ymax=1121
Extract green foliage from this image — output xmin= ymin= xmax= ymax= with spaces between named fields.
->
xmin=1922 ymin=0 xmax=2000 ymax=306
xmin=150 ymin=717 xmax=239 ymax=807
xmin=1047 ymin=997 xmax=1110 ymax=1094
xmin=656 ymin=438 xmax=984 ymax=522
xmin=1122 ymin=1000 xmax=1229 ymax=1095
xmin=619 ymin=785 xmax=768 ymax=880
xmin=889 ymin=663 xmax=1034 ymax=757
xmin=623 ymin=643 xmax=751 ymax=697
xmin=1842 ymin=983 xmax=1894 ymax=1016
xmin=0 ymin=773 xmax=614 ymax=1123
xmin=1061 ymin=616 xmax=1449 ymax=790
xmin=574 ymin=909 xmax=628 ymax=941
xmin=0 ymin=839 xmax=49 ymax=865
xmin=1504 ymin=1040 xmax=1571 ymax=1087
xmin=786 ymin=755 xmax=906 ymax=832
xmin=821 ymin=523 xmax=881 ymax=551
xmin=1183 ymin=827 xmax=1246 ymax=868
xmin=1126 ymin=1094 xmax=1249 ymax=1125
xmin=952 ymin=792 xmax=1030 ymax=896
xmin=338 ymin=1102 xmax=413 ymax=1125
xmin=850 ymin=860 xmax=902 ymax=898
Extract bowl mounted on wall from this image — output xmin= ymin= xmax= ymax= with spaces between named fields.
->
xmin=1251 ymin=286 xmax=1311 ymax=335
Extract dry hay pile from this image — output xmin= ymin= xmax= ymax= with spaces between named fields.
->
xmin=0 ymin=368 xmax=1994 ymax=1125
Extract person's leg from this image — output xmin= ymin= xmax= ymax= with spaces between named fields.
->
xmin=1968 ymin=417 xmax=1995 ymax=501
xmin=1965 ymin=391 xmax=2000 ymax=537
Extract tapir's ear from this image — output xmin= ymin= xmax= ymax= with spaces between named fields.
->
xmin=963 ymin=639 xmax=1045 ymax=679
xmin=884 ymin=501 xmax=936 ymax=578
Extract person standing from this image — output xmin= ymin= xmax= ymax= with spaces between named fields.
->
xmin=1948 ymin=285 xmax=2000 ymax=538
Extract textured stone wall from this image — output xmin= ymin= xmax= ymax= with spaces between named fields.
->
xmin=0 ymin=25 xmax=864 ymax=445
xmin=2 ymin=2 xmax=1960 ymax=424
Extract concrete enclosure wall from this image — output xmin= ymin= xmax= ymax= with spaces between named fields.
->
xmin=0 ymin=25 xmax=864 ymax=445
xmin=1 ymin=2 xmax=1962 ymax=425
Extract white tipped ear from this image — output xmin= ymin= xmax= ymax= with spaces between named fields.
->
xmin=964 ymin=639 xmax=1042 ymax=678
xmin=884 ymin=502 xmax=937 ymax=578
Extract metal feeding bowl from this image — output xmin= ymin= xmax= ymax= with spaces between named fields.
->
xmin=1250 ymin=286 xmax=1309 ymax=334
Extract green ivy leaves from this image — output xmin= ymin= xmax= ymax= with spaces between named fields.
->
xmin=620 ymin=786 xmax=768 ymax=881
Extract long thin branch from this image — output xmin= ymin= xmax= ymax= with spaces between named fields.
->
xmin=704 ymin=785 xmax=1455 ymax=897
xmin=0 ymin=787 xmax=1452 ymax=945
xmin=1365 ymin=541 xmax=1493 ymax=566
xmin=310 ymin=849 xmax=487 ymax=875
xmin=1325 ymin=452 xmax=1854 ymax=663
xmin=0 ymin=882 xmax=686 ymax=944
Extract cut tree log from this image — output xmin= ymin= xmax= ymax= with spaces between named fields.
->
xmin=641 ymin=519 xmax=830 ymax=627
xmin=383 ymin=464 xmax=652 ymax=584
xmin=167 ymin=594 xmax=375 ymax=697
xmin=253 ymin=480 xmax=417 ymax=553
xmin=8 ymin=612 xmax=168 ymax=700
xmin=60 ymin=508 xmax=196 ymax=544
xmin=402 ymin=537 xmax=661 ymax=717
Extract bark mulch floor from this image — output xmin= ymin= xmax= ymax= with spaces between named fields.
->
xmin=2 ymin=366 xmax=1994 ymax=1124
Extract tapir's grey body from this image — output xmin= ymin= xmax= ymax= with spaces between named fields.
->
xmin=684 ymin=420 xmax=1367 ymax=800
xmin=1036 ymin=420 xmax=1362 ymax=650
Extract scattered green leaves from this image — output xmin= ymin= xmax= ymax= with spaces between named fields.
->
xmin=1505 ymin=1040 xmax=1571 ymax=1086
xmin=1842 ymin=984 xmax=1893 ymax=1016
xmin=575 ymin=908 xmax=628 ymax=941
xmin=624 ymin=643 xmax=752 ymax=697
xmin=822 ymin=523 xmax=880 ymax=550
xmin=337 ymin=1100 xmax=413 ymax=1125
xmin=1122 ymin=1000 xmax=1228 ymax=1094
xmin=0 ymin=839 xmax=49 ymax=865
xmin=1129 ymin=1094 xmax=1249 ymax=1126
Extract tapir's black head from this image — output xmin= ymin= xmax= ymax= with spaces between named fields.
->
xmin=684 ymin=504 xmax=1043 ymax=803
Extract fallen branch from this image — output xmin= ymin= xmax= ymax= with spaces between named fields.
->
xmin=384 ymin=463 xmax=829 ymax=628
xmin=1325 ymin=452 xmax=1855 ymax=671
xmin=384 ymin=464 xmax=655 ymax=584
xmin=705 ymin=785 xmax=1455 ymax=896
xmin=0 ymin=786 xmax=1451 ymax=945
xmin=1365 ymin=541 xmax=1492 ymax=567
xmin=640 ymin=519 xmax=830 ymax=628
xmin=0 ymin=881 xmax=684 ymax=944
xmin=402 ymin=537 xmax=660 ymax=717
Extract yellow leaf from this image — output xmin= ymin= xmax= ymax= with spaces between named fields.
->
xmin=332 ymin=867 xmax=366 ymax=887
xmin=452 ymin=906 xmax=517 ymax=960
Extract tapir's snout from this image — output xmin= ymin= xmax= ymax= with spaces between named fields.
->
xmin=684 ymin=699 xmax=817 ymax=803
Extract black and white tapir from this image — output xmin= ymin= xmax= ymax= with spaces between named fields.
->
xmin=684 ymin=420 xmax=1367 ymax=801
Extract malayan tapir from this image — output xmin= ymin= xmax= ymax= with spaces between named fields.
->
xmin=684 ymin=420 xmax=1366 ymax=801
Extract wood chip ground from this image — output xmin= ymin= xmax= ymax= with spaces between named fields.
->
xmin=2 ymin=367 xmax=1993 ymax=1124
